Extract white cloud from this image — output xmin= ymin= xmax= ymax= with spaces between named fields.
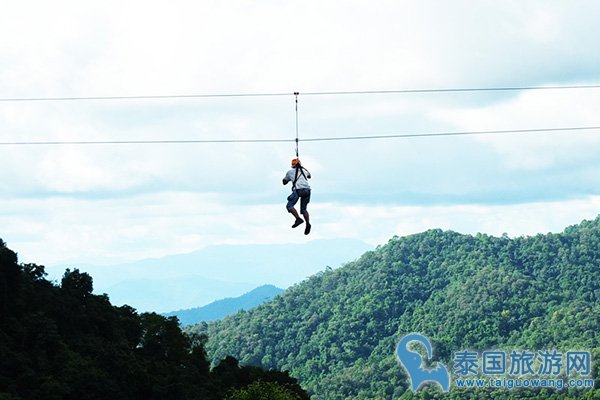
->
xmin=433 ymin=89 xmax=600 ymax=172
xmin=3 ymin=192 xmax=599 ymax=266
xmin=2 ymin=1 xmax=600 ymax=265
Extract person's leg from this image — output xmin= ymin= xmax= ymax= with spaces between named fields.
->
xmin=286 ymin=190 xmax=304 ymax=228
xmin=302 ymin=211 xmax=311 ymax=235
xmin=302 ymin=211 xmax=310 ymax=225
xmin=290 ymin=207 xmax=304 ymax=227
xmin=300 ymin=189 xmax=312 ymax=235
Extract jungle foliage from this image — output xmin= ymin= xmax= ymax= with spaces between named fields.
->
xmin=0 ymin=240 xmax=308 ymax=400
xmin=200 ymin=216 xmax=600 ymax=399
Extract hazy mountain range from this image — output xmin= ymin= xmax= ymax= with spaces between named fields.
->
xmin=163 ymin=284 xmax=284 ymax=326
xmin=46 ymin=239 xmax=372 ymax=312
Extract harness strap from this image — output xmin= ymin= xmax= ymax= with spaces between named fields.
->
xmin=292 ymin=165 xmax=309 ymax=191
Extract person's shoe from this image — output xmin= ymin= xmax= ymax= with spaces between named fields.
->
xmin=292 ymin=218 xmax=304 ymax=228
xmin=304 ymin=223 xmax=312 ymax=235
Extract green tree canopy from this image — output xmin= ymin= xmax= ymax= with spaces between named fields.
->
xmin=200 ymin=216 xmax=600 ymax=399
xmin=0 ymin=239 xmax=309 ymax=400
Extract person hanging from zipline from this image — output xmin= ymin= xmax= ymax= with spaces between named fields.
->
xmin=283 ymin=158 xmax=311 ymax=235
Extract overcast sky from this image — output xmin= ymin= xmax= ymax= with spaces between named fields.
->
xmin=1 ymin=0 xmax=599 ymax=266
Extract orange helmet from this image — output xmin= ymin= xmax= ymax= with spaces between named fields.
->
xmin=291 ymin=158 xmax=301 ymax=167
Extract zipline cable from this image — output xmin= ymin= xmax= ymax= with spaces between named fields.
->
xmin=295 ymin=92 xmax=299 ymax=157
xmin=299 ymin=84 xmax=600 ymax=96
xmin=302 ymin=126 xmax=600 ymax=142
xmin=1 ymin=126 xmax=599 ymax=146
xmin=1 ymin=84 xmax=600 ymax=102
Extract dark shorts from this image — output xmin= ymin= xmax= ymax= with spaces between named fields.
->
xmin=286 ymin=188 xmax=311 ymax=214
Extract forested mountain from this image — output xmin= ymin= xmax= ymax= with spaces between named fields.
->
xmin=200 ymin=216 xmax=600 ymax=399
xmin=0 ymin=240 xmax=309 ymax=400
xmin=164 ymin=284 xmax=284 ymax=326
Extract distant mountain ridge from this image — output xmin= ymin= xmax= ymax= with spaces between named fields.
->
xmin=164 ymin=284 xmax=284 ymax=326
xmin=200 ymin=216 xmax=600 ymax=399
xmin=46 ymin=239 xmax=372 ymax=313
xmin=102 ymin=276 xmax=257 ymax=315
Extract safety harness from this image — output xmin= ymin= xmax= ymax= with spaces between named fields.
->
xmin=292 ymin=164 xmax=310 ymax=191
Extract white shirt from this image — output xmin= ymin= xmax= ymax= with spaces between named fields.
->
xmin=284 ymin=167 xmax=311 ymax=190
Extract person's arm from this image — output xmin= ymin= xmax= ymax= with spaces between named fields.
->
xmin=283 ymin=170 xmax=291 ymax=185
